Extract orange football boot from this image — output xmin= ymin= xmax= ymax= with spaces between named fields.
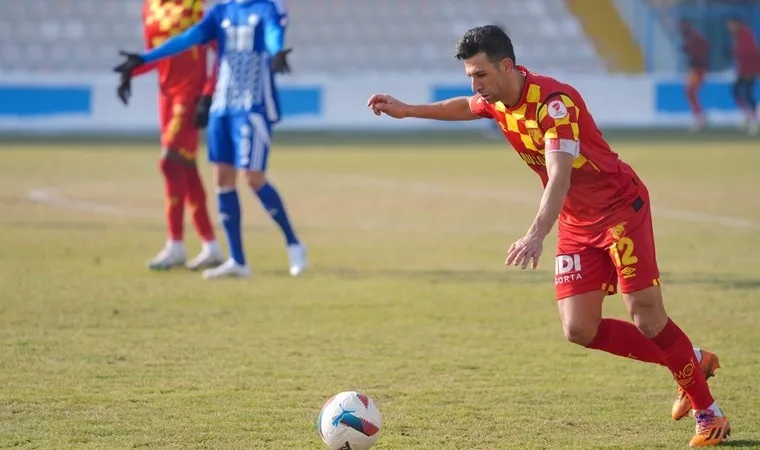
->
xmin=689 ymin=409 xmax=730 ymax=447
xmin=672 ymin=350 xmax=721 ymax=421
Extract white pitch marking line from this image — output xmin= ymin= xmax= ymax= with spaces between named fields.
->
xmin=25 ymin=187 xmax=518 ymax=235
xmin=312 ymin=173 xmax=760 ymax=231
xmin=27 ymin=188 xmax=146 ymax=218
xmin=28 ymin=176 xmax=760 ymax=232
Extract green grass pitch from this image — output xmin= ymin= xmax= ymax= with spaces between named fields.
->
xmin=1 ymin=131 xmax=759 ymax=449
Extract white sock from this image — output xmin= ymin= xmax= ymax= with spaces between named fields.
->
xmin=168 ymin=240 xmax=184 ymax=250
xmin=203 ymin=240 xmax=220 ymax=252
xmin=693 ymin=347 xmax=703 ymax=363
xmin=707 ymin=402 xmax=723 ymax=417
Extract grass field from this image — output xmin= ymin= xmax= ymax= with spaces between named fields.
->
xmin=1 ymin=132 xmax=759 ymax=449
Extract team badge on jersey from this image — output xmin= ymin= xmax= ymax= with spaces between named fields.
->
xmin=527 ymin=127 xmax=544 ymax=146
xmin=548 ymin=100 xmax=568 ymax=119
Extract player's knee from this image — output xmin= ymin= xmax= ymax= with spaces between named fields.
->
xmin=159 ymin=154 xmax=181 ymax=177
xmin=626 ymin=288 xmax=668 ymax=338
xmin=562 ymin=321 xmax=597 ymax=346
xmin=244 ymin=171 xmax=267 ymax=190
xmin=631 ymin=312 xmax=668 ymax=338
xmin=213 ymin=163 xmax=236 ymax=187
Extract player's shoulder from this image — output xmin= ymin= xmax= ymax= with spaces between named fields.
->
xmin=268 ymin=0 xmax=288 ymax=15
xmin=206 ymin=1 xmax=229 ymax=16
xmin=212 ymin=0 xmax=276 ymax=17
xmin=528 ymin=70 xmax=581 ymax=103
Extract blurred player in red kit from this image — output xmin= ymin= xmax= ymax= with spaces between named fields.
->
xmin=727 ymin=17 xmax=760 ymax=136
xmin=368 ymin=26 xmax=730 ymax=447
xmin=117 ymin=0 xmax=224 ymax=270
xmin=678 ymin=20 xmax=710 ymax=132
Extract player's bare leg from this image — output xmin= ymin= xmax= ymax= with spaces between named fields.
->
xmin=558 ymin=288 xmax=727 ymax=445
xmin=557 ymin=290 xmax=604 ymax=347
xmin=686 ymin=69 xmax=706 ymax=132
xmin=559 ymin=290 xmax=665 ymax=364
xmin=202 ymin=163 xmax=250 ymax=279
xmin=246 ymin=170 xmax=307 ymax=277
xmin=624 ymin=286 xmax=730 ymax=447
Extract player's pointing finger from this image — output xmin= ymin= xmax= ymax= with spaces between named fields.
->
xmin=367 ymin=94 xmax=384 ymax=107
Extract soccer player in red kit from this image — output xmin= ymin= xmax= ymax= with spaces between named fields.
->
xmin=117 ymin=0 xmax=224 ymax=270
xmin=727 ymin=17 xmax=760 ymax=136
xmin=367 ymin=26 xmax=730 ymax=447
xmin=678 ymin=20 xmax=710 ymax=132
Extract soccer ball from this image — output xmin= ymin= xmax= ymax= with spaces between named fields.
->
xmin=317 ymin=391 xmax=382 ymax=450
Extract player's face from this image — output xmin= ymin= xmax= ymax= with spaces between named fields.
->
xmin=727 ymin=21 xmax=738 ymax=33
xmin=464 ymin=52 xmax=512 ymax=104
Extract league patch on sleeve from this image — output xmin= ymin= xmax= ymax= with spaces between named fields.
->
xmin=548 ymin=100 xmax=568 ymax=119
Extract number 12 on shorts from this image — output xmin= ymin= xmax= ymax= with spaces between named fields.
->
xmin=609 ymin=237 xmax=638 ymax=267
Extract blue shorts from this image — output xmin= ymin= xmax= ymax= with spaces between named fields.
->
xmin=207 ymin=113 xmax=273 ymax=171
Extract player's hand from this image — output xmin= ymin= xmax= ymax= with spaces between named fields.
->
xmin=272 ymin=48 xmax=292 ymax=74
xmin=505 ymin=233 xmax=544 ymax=270
xmin=113 ymin=50 xmax=145 ymax=76
xmin=116 ymin=74 xmax=132 ymax=106
xmin=367 ymin=94 xmax=409 ymax=119
xmin=193 ymin=95 xmax=213 ymax=129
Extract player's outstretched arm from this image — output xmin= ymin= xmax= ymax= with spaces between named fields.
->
xmin=367 ymin=94 xmax=480 ymax=121
xmin=264 ymin=4 xmax=292 ymax=74
xmin=113 ymin=9 xmax=218 ymax=77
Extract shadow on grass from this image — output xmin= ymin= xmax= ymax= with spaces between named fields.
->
xmin=721 ymin=439 xmax=760 ymax=447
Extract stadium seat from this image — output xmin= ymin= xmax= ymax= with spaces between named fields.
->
xmin=0 ymin=0 xmax=606 ymax=74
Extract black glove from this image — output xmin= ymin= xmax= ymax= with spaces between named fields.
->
xmin=113 ymin=50 xmax=145 ymax=77
xmin=271 ymin=48 xmax=293 ymax=74
xmin=116 ymin=74 xmax=132 ymax=105
xmin=193 ymin=95 xmax=213 ymax=129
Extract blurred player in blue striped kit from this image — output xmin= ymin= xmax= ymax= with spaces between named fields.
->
xmin=115 ymin=0 xmax=307 ymax=279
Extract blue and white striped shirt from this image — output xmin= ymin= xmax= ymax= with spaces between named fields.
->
xmin=141 ymin=0 xmax=284 ymax=120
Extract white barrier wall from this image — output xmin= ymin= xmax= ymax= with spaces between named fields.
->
xmin=0 ymin=72 xmax=750 ymax=134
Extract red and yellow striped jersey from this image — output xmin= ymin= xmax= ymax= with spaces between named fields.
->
xmin=470 ymin=66 xmax=643 ymax=232
xmin=133 ymin=0 xmax=215 ymax=97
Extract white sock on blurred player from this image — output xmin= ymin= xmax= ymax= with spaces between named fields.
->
xmin=186 ymin=240 xmax=225 ymax=271
xmin=287 ymin=243 xmax=308 ymax=277
xmin=148 ymin=240 xmax=186 ymax=270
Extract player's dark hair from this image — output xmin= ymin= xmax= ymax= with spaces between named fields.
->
xmin=455 ymin=25 xmax=516 ymax=65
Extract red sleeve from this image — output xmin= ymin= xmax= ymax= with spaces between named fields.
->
xmin=131 ymin=3 xmax=157 ymax=77
xmin=201 ymin=40 xmax=218 ymax=96
xmin=468 ymin=94 xmax=494 ymax=119
xmin=538 ymin=94 xmax=580 ymax=142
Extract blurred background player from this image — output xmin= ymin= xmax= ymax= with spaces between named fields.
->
xmin=117 ymin=0 xmax=224 ymax=271
xmin=114 ymin=0 xmax=306 ymax=280
xmin=678 ymin=20 xmax=710 ymax=132
xmin=727 ymin=17 xmax=760 ymax=136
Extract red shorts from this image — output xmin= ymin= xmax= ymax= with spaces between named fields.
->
xmin=554 ymin=192 xmax=661 ymax=300
xmin=159 ymin=95 xmax=199 ymax=160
